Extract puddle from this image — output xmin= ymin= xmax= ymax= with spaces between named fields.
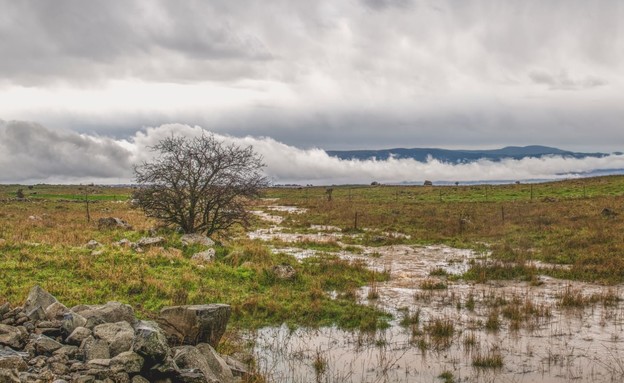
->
xmin=248 ymin=205 xmax=624 ymax=382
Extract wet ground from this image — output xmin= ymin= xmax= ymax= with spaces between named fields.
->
xmin=247 ymin=206 xmax=624 ymax=383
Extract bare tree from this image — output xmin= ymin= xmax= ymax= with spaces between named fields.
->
xmin=133 ymin=133 xmax=268 ymax=235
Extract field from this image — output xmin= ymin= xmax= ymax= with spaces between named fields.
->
xmin=2 ymin=177 xmax=624 ymax=382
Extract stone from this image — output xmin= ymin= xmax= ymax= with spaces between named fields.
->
xmin=66 ymin=327 xmax=92 ymax=346
xmin=0 ymin=351 xmax=27 ymax=371
xmin=110 ymin=351 xmax=144 ymax=374
xmin=71 ymin=302 xmax=135 ymax=327
xmin=115 ymin=239 xmax=133 ymax=248
xmin=45 ymin=302 xmax=69 ymax=321
xmin=98 ymin=217 xmax=132 ymax=230
xmin=223 ymin=356 xmax=249 ymax=378
xmin=81 ymin=336 xmax=111 ymax=361
xmin=93 ymin=322 xmax=134 ymax=357
xmin=61 ymin=312 xmax=87 ymax=337
xmin=157 ymin=305 xmax=231 ymax=348
xmin=0 ymin=368 xmax=20 ymax=383
xmin=26 ymin=306 xmax=46 ymax=321
xmin=30 ymin=334 xmax=63 ymax=355
xmin=86 ymin=240 xmax=101 ymax=249
xmin=53 ymin=345 xmax=79 ymax=358
xmin=191 ymin=249 xmax=216 ymax=264
xmin=0 ymin=325 xmax=24 ymax=349
xmin=180 ymin=234 xmax=215 ymax=247
xmin=132 ymin=321 xmax=170 ymax=363
xmin=131 ymin=376 xmax=150 ymax=383
xmin=272 ymin=264 xmax=297 ymax=280
xmin=0 ymin=303 xmax=9 ymax=317
xmin=136 ymin=237 xmax=165 ymax=247
xmin=23 ymin=285 xmax=59 ymax=315
xmin=173 ymin=344 xmax=234 ymax=383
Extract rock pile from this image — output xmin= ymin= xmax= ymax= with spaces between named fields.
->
xmin=0 ymin=286 xmax=242 ymax=383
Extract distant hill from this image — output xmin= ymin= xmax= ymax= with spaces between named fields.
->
xmin=326 ymin=145 xmax=607 ymax=163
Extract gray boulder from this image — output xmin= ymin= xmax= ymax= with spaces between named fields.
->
xmin=85 ymin=240 xmax=101 ymax=250
xmin=173 ymin=344 xmax=234 ymax=383
xmin=110 ymin=351 xmax=144 ymax=374
xmin=157 ymin=305 xmax=230 ymax=348
xmin=136 ymin=237 xmax=165 ymax=247
xmin=81 ymin=336 xmax=111 ymax=361
xmin=191 ymin=249 xmax=215 ymax=264
xmin=45 ymin=302 xmax=69 ymax=321
xmin=132 ymin=321 xmax=170 ymax=363
xmin=272 ymin=264 xmax=297 ymax=280
xmin=71 ymin=302 xmax=135 ymax=327
xmin=30 ymin=334 xmax=63 ymax=355
xmin=23 ymin=285 xmax=58 ymax=316
xmin=93 ymin=321 xmax=134 ymax=357
xmin=0 ymin=368 xmax=20 ymax=383
xmin=98 ymin=217 xmax=132 ymax=230
xmin=61 ymin=311 xmax=87 ymax=337
xmin=0 ymin=325 xmax=24 ymax=349
xmin=0 ymin=350 xmax=28 ymax=371
xmin=66 ymin=327 xmax=92 ymax=346
xmin=180 ymin=234 xmax=214 ymax=247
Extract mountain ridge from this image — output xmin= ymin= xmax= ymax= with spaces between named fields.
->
xmin=326 ymin=145 xmax=607 ymax=163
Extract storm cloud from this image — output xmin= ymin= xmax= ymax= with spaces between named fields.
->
xmin=0 ymin=0 xmax=623 ymax=154
xmin=1 ymin=121 xmax=623 ymax=185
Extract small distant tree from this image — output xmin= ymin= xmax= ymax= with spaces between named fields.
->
xmin=133 ymin=133 xmax=268 ymax=235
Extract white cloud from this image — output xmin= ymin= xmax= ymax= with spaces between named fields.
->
xmin=1 ymin=121 xmax=623 ymax=185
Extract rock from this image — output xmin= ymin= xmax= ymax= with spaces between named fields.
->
xmin=110 ymin=351 xmax=144 ymax=374
xmin=115 ymin=239 xmax=133 ymax=248
xmin=86 ymin=240 xmax=101 ymax=249
xmin=81 ymin=336 xmax=111 ymax=361
xmin=0 ymin=303 xmax=9 ymax=317
xmin=25 ymin=306 xmax=46 ymax=321
xmin=191 ymin=249 xmax=216 ymax=264
xmin=30 ymin=334 xmax=63 ymax=355
xmin=0 ymin=325 xmax=24 ymax=349
xmin=132 ymin=321 xmax=170 ymax=363
xmin=23 ymin=285 xmax=59 ymax=315
xmin=98 ymin=217 xmax=132 ymax=230
xmin=180 ymin=234 xmax=215 ymax=247
xmin=53 ymin=345 xmax=79 ymax=358
xmin=423 ymin=180 xmax=433 ymax=186
xmin=0 ymin=351 xmax=28 ymax=371
xmin=93 ymin=322 xmax=134 ymax=357
xmin=71 ymin=302 xmax=135 ymax=327
xmin=157 ymin=305 xmax=231 ymax=348
xmin=131 ymin=376 xmax=150 ymax=383
xmin=66 ymin=327 xmax=92 ymax=346
xmin=173 ymin=344 xmax=234 ymax=383
xmin=0 ymin=368 xmax=20 ymax=383
xmin=223 ymin=356 xmax=249 ymax=378
xmin=136 ymin=237 xmax=165 ymax=247
xmin=272 ymin=264 xmax=297 ymax=280
xmin=602 ymin=208 xmax=618 ymax=217
xmin=45 ymin=302 xmax=69 ymax=321
xmin=61 ymin=312 xmax=88 ymax=337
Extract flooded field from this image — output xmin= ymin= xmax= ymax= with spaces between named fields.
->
xmin=248 ymin=205 xmax=624 ymax=383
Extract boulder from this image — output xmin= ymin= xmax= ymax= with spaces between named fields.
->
xmin=0 ymin=325 xmax=24 ymax=349
xmin=71 ymin=302 xmax=135 ymax=327
xmin=0 ymin=350 xmax=28 ymax=371
xmin=23 ymin=285 xmax=58 ymax=315
xmin=272 ymin=264 xmax=297 ymax=280
xmin=98 ymin=217 xmax=132 ymax=230
xmin=0 ymin=368 xmax=20 ymax=383
xmin=191 ymin=249 xmax=216 ymax=264
xmin=180 ymin=234 xmax=215 ymax=247
xmin=30 ymin=334 xmax=63 ymax=355
xmin=45 ymin=302 xmax=69 ymax=321
xmin=85 ymin=240 xmax=101 ymax=250
xmin=0 ymin=303 xmax=10 ymax=317
xmin=136 ymin=237 xmax=165 ymax=247
xmin=173 ymin=344 xmax=234 ymax=383
xmin=93 ymin=322 xmax=134 ymax=357
xmin=157 ymin=305 xmax=231 ymax=348
xmin=110 ymin=351 xmax=144 ymax=374
xmin=66 ymin=327 xmax=92 ymax=346
xmin=61 ymin=312 xmax=87 ymax=337
xmin=132 ymin=321 xmax=170 ymax=363
xmin=81 ymin=336 xmax=111 ymax=361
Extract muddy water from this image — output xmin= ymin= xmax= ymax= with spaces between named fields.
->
xmin=249 ymin=208 xmax=624 ymax=383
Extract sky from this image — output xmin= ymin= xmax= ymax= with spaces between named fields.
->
xmin=0 ymin=0 xmax=623 ymax=184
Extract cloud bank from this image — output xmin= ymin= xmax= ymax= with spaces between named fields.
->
xmin=1 ymin=121 xmax=623 ymax=185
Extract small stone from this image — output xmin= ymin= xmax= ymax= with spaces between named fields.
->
xmin=66 ymin=327 xmax=92 ymax=346
xmin=86 ymin=240 xmax=101 ymax=249
xmin=191 ymin=249 xmax=216 ymax=264
xmin=180 ymin=234 xmax=215 ymax=247
xmin=131 ymin=376 xmax=150 ymax=383
xmin=23 ymin=285 xmax=59 ymax=314
xmin=132 ymin=321 xmax=170 ymax=363
xmin=31 ymin=334 xmax=63 ymax=355
xmin=136 ymin=237 xmax=165 ymax=247
xmin=0 ymin=325 xmax=24 ymax=349
xmin=110 ymin=351 xmax=144 ymax=374
xmin=272 ymin=264 xmax=297 ymax=280
xmin=81 ymin=336 xmax=111 ymax=361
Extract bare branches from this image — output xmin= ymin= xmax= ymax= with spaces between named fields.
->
xmin=133 ymin=133 xmax=268 ymax=235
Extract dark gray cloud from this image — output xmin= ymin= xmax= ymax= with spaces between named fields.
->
xmin=0 ymin=0 xmax=622 ymax=153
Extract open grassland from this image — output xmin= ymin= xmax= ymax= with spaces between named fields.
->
xmin=0 ymin=184 xmax=388 ymax=333
xmin=263 ymin=176 xmax=624 ymax=284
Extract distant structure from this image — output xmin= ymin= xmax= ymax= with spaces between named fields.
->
xmin=423 ymin=180 xmax=433 ymax=186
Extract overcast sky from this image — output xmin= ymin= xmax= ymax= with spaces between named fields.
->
xmin=0 ymin=0 xmax=623 ymax=183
